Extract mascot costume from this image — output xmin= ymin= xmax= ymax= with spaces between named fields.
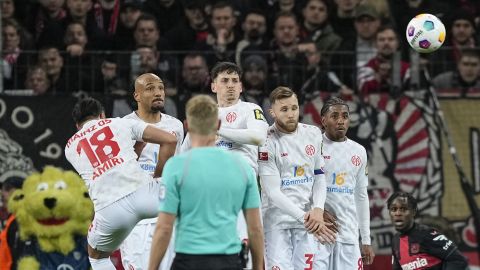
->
xmin=8 ymin=166 xmax=94 ymax=270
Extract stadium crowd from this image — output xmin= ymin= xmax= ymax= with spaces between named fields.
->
xmin=2 ymin=0 xmax=480 ymax=121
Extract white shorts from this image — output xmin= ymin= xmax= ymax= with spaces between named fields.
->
xmin=315 ymin=242 xmax=362 ymax=270
xmin=120 ymin=218 xmax=175 ymax=270
xmin=265 ymin=228 xmax=316 ymax=270
xmin=87 ymin=181 xmax=162 ymax=252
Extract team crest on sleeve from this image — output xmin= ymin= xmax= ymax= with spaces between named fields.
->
xmin=351 ymin=155 xmax=361 ymax=166
xmin=410 ymin=243 xmax=420 ymax=254
xmin=305 ymin=145 xmax=315 ymax=156
xmin=226 ymin=112 xmax=237 ymax=123
xmin=259 ymin=152 xmax=268 ymax=161
xmin=271 ymin=266 xmax=280 ymax=270
xmin=253 ymin=109 xmax=265 ymax=120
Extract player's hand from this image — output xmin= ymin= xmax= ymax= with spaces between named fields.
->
xmin=134 ymin=141 xmax=147 ymax=159
xmin=313 ymin=225 xmax=336 ymax=244
xmin=304 ymin=208 xmax=324 ymax=233
xmin=323 ymin=209 xmax=339 ymax=234
xmin=361 ymin=245 xmax=375 ymax=265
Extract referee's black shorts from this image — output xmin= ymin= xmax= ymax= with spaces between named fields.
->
xmin=171 ymin=253 xmax=242 ymax=270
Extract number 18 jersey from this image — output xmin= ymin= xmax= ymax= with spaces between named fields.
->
xmin=65 ymin=118 xmax=150 ymax=210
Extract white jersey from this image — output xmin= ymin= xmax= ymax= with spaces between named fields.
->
xmin=180 ymin=100 xmax=268 ymax=173
xmin=124 ymin=112 xmax=184 ymax=174
xmin=123 ymin=112 xmax=184 ymax=226
xmin=258 ymin=124 xmax=325 ymax=232
xmin=321 ymin=134 xmax=369 ymax=244
xmin=65 ymin=118 xmax=149 ymax=210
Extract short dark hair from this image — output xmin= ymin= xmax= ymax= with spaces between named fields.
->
xmin=460 ymin=48 xmax=480 ymax=60
xmin=72 ymin=97 xmax=104 ymax=124
xmin=320 ymin=97 xmax=349 ymax=116
xmin=211 ymin=62 xmax=242 ymax=80
xmin=212 ymin=1 xmax=234 ymax=13
xmin=375 ymin=24 xmax=398 ymax=40
xmin=274 ymin=11 xmax=298 ymax=26
xmin=134 ymin=13 xmax=159 ymax=32
xmin=269 ymin=86 xmax=296 ymax=104
xmin=387 ymin=191 xmax=418 ymax=214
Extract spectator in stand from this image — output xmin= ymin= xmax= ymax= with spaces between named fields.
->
xmin=133 ymin=14 xmax=170 ymax=50
xmin=129 ymin=46 xmax=177 ymax=91
xmin=38 ymin=46 xmax=79 ymax=93
xmin=26 ymin=0 xmax=67 ymax=47
xmin=164 ymin=1 xmax=209 ymax=52
xmin=63 ymin=22 xmax=94 ymax=91
xmin=357 ymin=25 xmax=410 ymax=96
xmin=241 ymin=55 xmax=272 ymax=123
xmin=269 ymin=12 xmax=313 ymax=102
xmin=235 ymin=9 xmax=269 ymax=65
xmin=1 ymin=0 xmax=30 ymax=29
xmin=433 ymin=49 xmax=480 ymax=98
xmin=113 ymin=0 xmax=143 ymax=50
xmin=2 ymin=19 xmax=23 ymax=89
xmin=330 ymin=0 xmax=360 ymax=40
xmin=432 ymin=8 xmax=479 ymax=75
xmin=299 ymin=0 xmax=342 ymax=60
xmin=195 ymin=1 xmax=241 ymax=65
xmin=94 ymin=54 xmax=128 ymax=95
xmin=330 ymin=3 xmax=381 ymax=91
xmin=24 ymin=66 xmax=52 ymax=95
xmin=142 ymin=0 xmax=184 ymax=34
xmin=65 ymin=0 xmax=106 ymax=49
xmin=360 ymin=0 xmax=391 ymax=21
xmin=91 ymin=0 xmax=121 ymax=39
xmin=175 ymin=54 xmax=211 ymax=121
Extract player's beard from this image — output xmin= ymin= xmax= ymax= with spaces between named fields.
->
xmin=277 ymin=119 xmax=298 ymax=133
xmin=150 ymin=103 xmax=164 ymax=113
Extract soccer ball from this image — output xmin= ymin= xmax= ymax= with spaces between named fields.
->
xmin=406 ymin=14 xmax=446 ymax=53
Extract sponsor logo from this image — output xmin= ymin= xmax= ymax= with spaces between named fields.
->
xmin=259 ymin=152 xmax=268 ymax=161
xmin=281 ymin=152 xmax=288 ymax=157
xmin=305 ymin=144 xmax=315 ymax=156
xmin=294 ymin=165 xmax=305 ymax=176
xmin=226 ymin=112 xmax=237 ymax=123
xmin=216 ymin=140 xmax=233 ymax=149
xmin=140 ymin=163 xmax=156 ymax=172
xmin=327 ymin=185 xmax=354 ymax=195
xmin=351 ymin=155 xmax=361 ymax=166
xmin=281 ymin=176 xmax=314 ymax=187
xmin=253 ymin=109 xmax=265 ymax=120
xmin=323 ymin=155 xmax=330 ymax=159
xmin=401 ymin=258 xmax=428 ymax=270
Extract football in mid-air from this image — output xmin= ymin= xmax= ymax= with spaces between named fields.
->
xmin=406 ymin=14 xmax=446 ymax=53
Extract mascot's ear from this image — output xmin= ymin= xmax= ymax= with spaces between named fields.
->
xmin=7 ymin=190 xmax=25 ymax=213
xmin=18 ymin=256 xmax=40 ymax=270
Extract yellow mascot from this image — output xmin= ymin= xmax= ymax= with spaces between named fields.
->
xmin=8 ymin=166 xmax=94 ymax=270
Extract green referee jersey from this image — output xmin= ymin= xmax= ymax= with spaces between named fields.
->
xmin=159 ymin=147 xmax=260 ymax=255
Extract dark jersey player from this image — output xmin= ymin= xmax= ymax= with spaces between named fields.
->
xmin=388 ymin=191 xmax=468 ymax=270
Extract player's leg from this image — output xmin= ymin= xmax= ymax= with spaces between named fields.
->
xmin=264 ymin=229 xmax=295 ymax=269
xmin=314 ymin=240 xmax=334 ymax=270
xmin=331 ymin=242 xmax=362 ymax=270
xmin=292 ymin=229 xmax=317 ymax=270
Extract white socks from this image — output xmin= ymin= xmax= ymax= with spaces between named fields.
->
xmin=89 ymin=257 xmax=116 ymax=270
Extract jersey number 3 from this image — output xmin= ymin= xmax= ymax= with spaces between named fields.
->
xmin=76 ymin=126 xmax=120 ymax=167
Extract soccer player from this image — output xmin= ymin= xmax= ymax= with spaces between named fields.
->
xmin=180 ymin=61 xmax=269 ymax=267
xmin=64 ymin=97 xmax=177 ymax=270
xmin=258 ymin=86 xmax=335 ymax=269
xmin=148 ymin=95 xmax=264 ymax=270
xmin=180 ymin=61 xmax=269 ymax=173
xmin=315 ymin=97 xmax=375 ymax=270
xmin=120 ymin=73 xmax=184 ymax=270
xmin=389 ymin=192 xmax=468 ymax=270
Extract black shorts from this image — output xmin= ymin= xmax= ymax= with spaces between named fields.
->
xmin=171 ymin=253 xmax=242 ymax=270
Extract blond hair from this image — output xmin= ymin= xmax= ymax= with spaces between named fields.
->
xmin=186 ymin=95 xmax=218 ymax=135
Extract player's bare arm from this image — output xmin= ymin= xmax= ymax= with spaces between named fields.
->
xmin=141 ymin=125 xmax=177 ymax=177
xmin=148 ymin=212 xmax=176 ymax=270
xmin=243 ymin=208 xmax=265 ymax=270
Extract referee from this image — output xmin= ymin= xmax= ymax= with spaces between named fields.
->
xmin=148 ymin=95 xmax=264 ymax=270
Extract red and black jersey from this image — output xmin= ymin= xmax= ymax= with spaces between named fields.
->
xmin=392 ymin=223 xmax=468 ymax=270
